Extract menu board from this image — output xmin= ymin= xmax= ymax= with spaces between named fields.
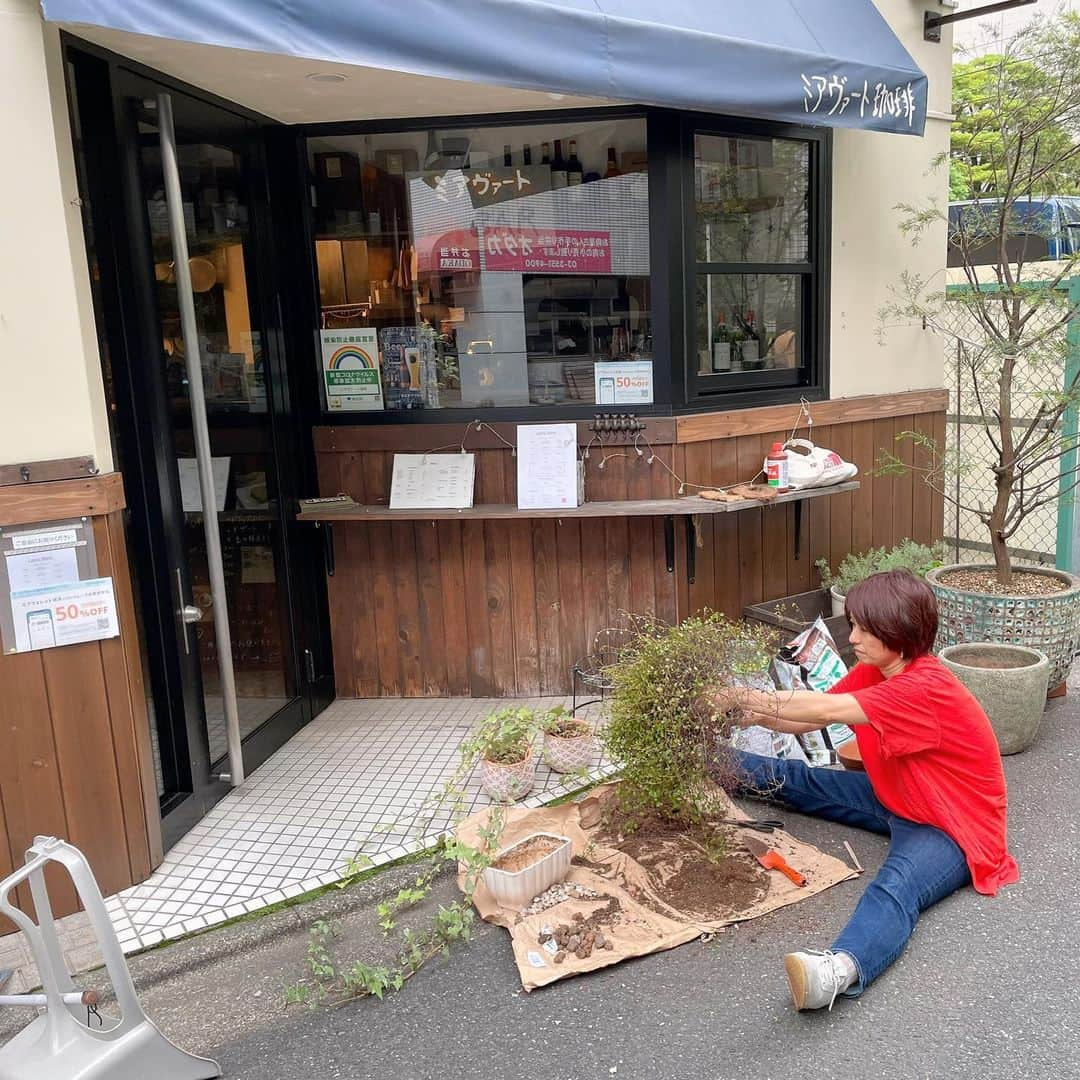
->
xmin=516 ymin=423 xmax=581 ymax=510
xmin=390 ymin=454 xmax=476 ymax=510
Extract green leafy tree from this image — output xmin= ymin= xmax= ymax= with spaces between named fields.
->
xmin=881 ymin=11 xmax=1080 ymax=585
xmin=950 ymin=48 xmax=1080 ymax=200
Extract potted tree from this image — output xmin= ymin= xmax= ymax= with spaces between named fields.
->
xmin=880 ymin=10 xmax=1080 ymax=693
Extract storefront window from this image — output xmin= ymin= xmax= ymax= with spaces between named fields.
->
xmin=307 ymin=117 xmax=650 ymax=413
xmin=691 ymin=131 xmax=817 ymax=395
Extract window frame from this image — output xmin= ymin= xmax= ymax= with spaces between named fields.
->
xmin=680 ymin=113 xmax=830 ymax=411
xmin=293 ymin=106 xmax=831 ymax=423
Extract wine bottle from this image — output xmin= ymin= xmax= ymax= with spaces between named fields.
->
xmin=523 ymin=144 xmax=533 ymax=166
xmin=550 ymin=139 xmax=568 ymax=189
xmin=605 ymin=147 xmax=621 ymax=178
xmin=567 ymin=139 xmax=583 ymax=186
xmin=540 ymin=142 xmax=551 ymax=167
xmin=503 ymin=144 xmax=513 ymax=167
xmin=741 ymin=310 xmax=760 ymax=367
xmin=712 ymin=312 xmax=731 ymax=373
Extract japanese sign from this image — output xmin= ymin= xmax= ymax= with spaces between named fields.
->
xmin=418 ymin=165 xmax=550 ymax=208
xmin=801 ymin=73 xmax=919 ymax=130
xmin=482 ymin=227 xmax=612 ymax=274
xmin=321 ymin=328 xmax=384 ymax=412
xmin=9 ymin=577 xmax=119 ymax=653
xmin=594 ymin=361 xmax=654 ymax=406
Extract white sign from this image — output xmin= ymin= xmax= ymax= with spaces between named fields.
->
xmin=10 ymin=527 xmax=79 ymax=551
xmin=321 ymin=329 xmax=385 ymax=411
xmin=6 ymin=547 xmax=79 ymax=593
xmin=517 ymin=423 xmax=580 ymax=510
xmin=594 ymin=360 xmax=653 ymax=406
xmin=390 ymin=454 xmax=476 ymax=510
xmin=177 ymin=457 xmax=230 ymax=513
xmin=9 ymin=578 xmax=119 ymax=653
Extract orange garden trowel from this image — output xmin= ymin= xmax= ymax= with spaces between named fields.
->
xmin=744 ymin=835 xmax=807 ymax=887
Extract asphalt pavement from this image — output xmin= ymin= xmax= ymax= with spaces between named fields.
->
xmin=3 ymin=693 xmax=1077 ymax=1080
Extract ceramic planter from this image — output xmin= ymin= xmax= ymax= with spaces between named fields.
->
xmin=939 ymin=642 xmax=1050 ymax=754
xmin=482 ymin=832 xmax=573 ymax=909
xmin=829 ymin=586 xmax=846 ymax=618
xmin=927 ymin=564 xmax=1080 ymax=687
xmin=479 ymin=750 xmax=535 ymax=803
xmin=543 ymin=723 xmax=595 ymax=774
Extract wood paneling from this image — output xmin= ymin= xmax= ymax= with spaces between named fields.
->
xmin=676 ymin=388 xmax=948 ymax=443
xmin=0 ymin=475 xmax=161 ymax=932
xmin=316 ymin=404 xmax=945 ymax=696
xmin=0 ymin=472 xmax=124 ymax=528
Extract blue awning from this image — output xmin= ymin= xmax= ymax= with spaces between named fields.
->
xmin=42 ymin=0 xmax=928 ymax=135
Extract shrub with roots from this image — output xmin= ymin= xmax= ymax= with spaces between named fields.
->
xmin=601 ymin=612 xmax=778 ymax=836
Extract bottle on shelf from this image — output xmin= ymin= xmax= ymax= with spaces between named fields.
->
xmin=712 ymin=312 xmax=731 ymax=373
xmin=605 ymin=147 xmax=621 ymax=179
xmin=550 ymin=139 xmax=568 ymax=189
xmin=523 ymin=144 xmax=533 ymax=166
xmin=741 ymin=309 xmax=760 ymax=367
xmin=765 ymin=441 xmax=790 ymax=490
xmin=567 ymin=140 xmax=583 ymax=186
xmin=728 ymin=319 xmax=745 ymax=371
xmin=503 ymin=144 xmax=513 ymax=167
xmin=540 ymin=141 xmax=551 ymax=168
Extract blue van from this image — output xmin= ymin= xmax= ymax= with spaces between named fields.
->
xmin=948 ymin=196 xmax=1080 ymax=266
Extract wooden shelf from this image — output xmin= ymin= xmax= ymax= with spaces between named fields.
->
xmin=295 ymin=481 xmax=858 ymax=522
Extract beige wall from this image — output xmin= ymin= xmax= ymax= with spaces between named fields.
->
xmin=0 ymin=0 xmax=112 ymax=471
xmin=829 ymin=0 xmax=953 ymax=400
xmin=1 ymin=0 xmax=952 ymax=471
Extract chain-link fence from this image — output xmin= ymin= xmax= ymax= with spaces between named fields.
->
xmin=942 ymin=283 xmax=1077 ymax=569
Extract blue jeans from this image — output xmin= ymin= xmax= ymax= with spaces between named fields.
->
xmin=734 ymin=751 xmax=971 ymax=994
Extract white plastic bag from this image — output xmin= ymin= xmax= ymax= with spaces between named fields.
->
xmin=783 ymin=438 xmax=858 ymax=490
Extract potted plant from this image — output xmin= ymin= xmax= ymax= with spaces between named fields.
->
xmin=459 ymin=706 xmax=539 ymax=803
xmin=939 ymin=642 xmax=1050 ymax=754
xmin=540 ymin=705 xmax=595 ymax=774
xmin=481 ymin=832 xmax=574 ymax=908
xmin=879 ymin=12 xmax=1080 ymax=691
xmin=817 ymin=540 xmax=948 ymax=617
xmin=602 ymin=612 xmax=778 ymax=839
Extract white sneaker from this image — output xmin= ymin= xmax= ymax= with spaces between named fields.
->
xmin=783 ymin=949 xmax=854 ymax=1011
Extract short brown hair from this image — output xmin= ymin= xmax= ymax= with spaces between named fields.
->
xmin=845 ymin=569 xmax=939 ymax=658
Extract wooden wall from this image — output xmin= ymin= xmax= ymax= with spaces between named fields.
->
xmin=316 ymin=390 xmax=946 ymax=697
xmin=0 ymin=475 xmax=162 ymax=933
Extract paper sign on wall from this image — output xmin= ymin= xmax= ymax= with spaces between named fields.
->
xmin=517 ymin=424 xmax=581 ymax=510
xmin=177 ymin=457 xmax=230 ymax=513
xmin=390 ymin=454 xmax=476 ymax=510
xmin=10 ymin=578 xmax=119 ymax=653
xmin=595 ymin=360 xmax=654 ymax=405
xmin=321 ymin=328 xmax=385 ymax=411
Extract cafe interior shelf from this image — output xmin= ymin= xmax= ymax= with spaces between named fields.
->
xmin=296 ymin=480 xmax=859 ymax=522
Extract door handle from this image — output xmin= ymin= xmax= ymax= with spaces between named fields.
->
xmin=173 ymin=567 xmax=201 ymax=655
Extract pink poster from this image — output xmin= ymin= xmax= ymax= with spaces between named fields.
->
xmin=482 ymin=226 xmax=612 ymax=273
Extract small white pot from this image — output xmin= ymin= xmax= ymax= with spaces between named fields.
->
xmin=479 ymin=751 xmax=535 ymax=803
xmin=482 ymin=832 xmax=573 ymax=909
xmin=829 ymin=586 xmax=846 ymax=618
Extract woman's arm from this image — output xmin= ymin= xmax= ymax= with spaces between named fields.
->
xmin=715 ymin=688 xmax=869 ymax=733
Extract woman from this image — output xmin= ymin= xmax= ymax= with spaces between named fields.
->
xmin=711 ymin=569 xmax=1019 ymax=1011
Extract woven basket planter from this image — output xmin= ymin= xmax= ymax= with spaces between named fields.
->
xmin=479 ymin=750 xmax=536 ymax=803
xmin=926 ymin=564 xmax=1080 ymax=687
xmin=543 ymin=724 xmax=596 ymax=774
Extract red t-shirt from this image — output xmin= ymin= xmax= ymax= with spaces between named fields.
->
xmin=829 ymin=655 xmax=1020 ymax=896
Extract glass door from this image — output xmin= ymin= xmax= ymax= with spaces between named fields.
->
xmin=104 ymin=68 xmax=330 ymax=844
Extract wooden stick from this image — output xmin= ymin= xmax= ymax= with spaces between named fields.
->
xmin=843 ymin=840 xmax=863 ymax=873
